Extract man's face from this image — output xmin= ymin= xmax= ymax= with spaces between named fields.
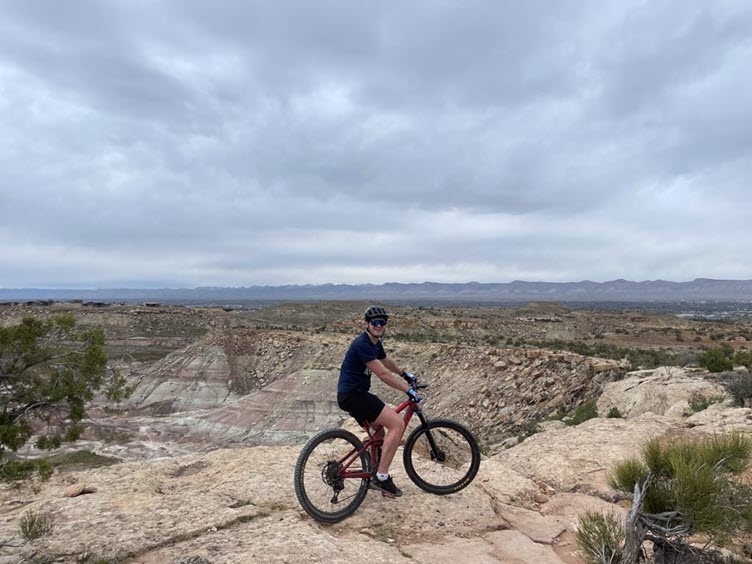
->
xmin=367 ymin=318 xmax=387 ymax=336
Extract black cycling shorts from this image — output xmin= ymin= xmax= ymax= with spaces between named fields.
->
xmin=337 ymin=391 xmax=386 ymax=426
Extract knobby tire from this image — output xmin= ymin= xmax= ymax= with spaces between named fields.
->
xmin=403 ymin=419 xmax=480 ymax=495
xmin=294 ymin=428 xmax=370 ymax=523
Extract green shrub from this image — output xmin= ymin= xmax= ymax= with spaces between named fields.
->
xmin=567 ymin=401 xmax=598 ymax=426
xmin=47 ymin=449 xmax=120 ymax=470
xmin=607 ymin=406 xmax=623 ymax=418
xmin=74 ymin=549 xmax=113 ymax=564
xmin=551 ymin=406 xmax=567 ymax=421
xmin=607 ymin=457 xmax=658 ymax=508
xmin=18 ymin=508 xmax=54 ymax=540
xmin=1 ymin=459 xmax=54 ymax=482
xmin=517 ymin=420 xmax=541 ymax=443
xmin=671 ymin=453 xmax=727 ymax=533
xmin=701 ymin=433 xmax=752 ymax=474
xmin=609 ymin=433 xmax=752 ymax=537
xmin=717 ymin=372 xmax=752 ymax=407
xmin=704 ymin=347 xmax=734 ymax=373
xmin=543 ymin=340 xmax=679 ymax=370
xmin=576 ymin=510 xmax=624 ymax=564
xmin=733 ymin=349 xmax=752 ymax=369
xmin=688 ymin=391 xmax=725 ymax=413
xmin=0 ymin=315 xmax=131 ymax=466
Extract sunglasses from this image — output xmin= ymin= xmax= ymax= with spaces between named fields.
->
xmin=370 ymin=319 xmax=388 ymax=327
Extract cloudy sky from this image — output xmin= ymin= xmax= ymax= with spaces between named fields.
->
xmin=1 ymin=1 xmax=750 ymax=288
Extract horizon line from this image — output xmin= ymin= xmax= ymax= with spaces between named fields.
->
xmin=2 ymin=277 xmax=751 ymax=291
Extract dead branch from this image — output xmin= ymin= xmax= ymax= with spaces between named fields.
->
xmin=622 ymin=474 xmax=653 ymax=564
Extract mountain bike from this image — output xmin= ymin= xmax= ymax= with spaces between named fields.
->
xmin=293 ymin=379 xmax=481 ymax=523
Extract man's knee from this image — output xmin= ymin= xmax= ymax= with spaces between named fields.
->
xmin=377 ymin=413 xmax=401 ymax=432
xmin=387 ymin=417 xmax=405 ymax=434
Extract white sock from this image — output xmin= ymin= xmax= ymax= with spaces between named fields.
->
xmin=376 ymin=472 xmax=389 ymax=481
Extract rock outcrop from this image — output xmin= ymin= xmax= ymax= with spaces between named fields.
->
xmin=3 ymin=368 xmax=752 ymax=564
xmin=597 ymin=366 xmax=727 ymax=418
xmin=117 ymin=328 xmax=630 ymax=451
xmin=129 ymin=344 xmax=240 ymax=414
xmin=177 ymin=369 xmax=346 ymax=444
xmin=4 ymin=401 xmax=751 ymax=564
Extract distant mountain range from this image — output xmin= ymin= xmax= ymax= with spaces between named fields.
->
xmin=3 ymin=279 xmax=752 ymax=303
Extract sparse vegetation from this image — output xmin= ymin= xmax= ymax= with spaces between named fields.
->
xmin=371 ymin=524 xmax=397 ymax=543
xmin=688 ymin=391 xmax=725 ymax=413
xmin=567 ymin=401 xmax=598 ymax=426
xmin=604 ymin=433 xmax=752 ymax=563
xmin=0 ymin=458 xmax=54 ymax=481
xmin=18 ymin=508 xmax=54 ymax=540
xmin=715 ymin=372 xmax=752 ymax=407
xmin=733 ymin=349 xmax=752 ymax=370
xmin=47 ymin=449 xmax=120 ymax=470
xmin=516 ymin=420 xmax=541 ymax=443
xmin=703 ymin=346 xmax=735 ymax=373
xmin=607 ymin=406 xmax=623 ymax=418
xmin=539 ymin=340 xmax=681 ymax=370
xmin=0 ymin=315 xmax=132 ymax=477
xmin=93 ymin=427 xmax=135 ymax=444
xmin=74 ymin=547 xmax=113 ymax=563
xmin=576 ymin=510 xmax=624 ymax=564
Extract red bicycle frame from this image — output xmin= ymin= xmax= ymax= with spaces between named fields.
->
xmin=337 ymin=398 xmax=421 ymax=480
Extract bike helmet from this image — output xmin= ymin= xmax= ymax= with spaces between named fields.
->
xmin=364 ymin=306 xmax=389 ymax=322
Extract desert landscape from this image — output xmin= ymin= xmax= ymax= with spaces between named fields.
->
xmin=1 ymin=300 xmax=751 ymax=563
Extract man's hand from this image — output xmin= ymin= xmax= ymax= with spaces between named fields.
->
xmin=401 ymin=371 xmax=418 ymax=385
xmin=407 ymin=389 xmax=422 ymax=403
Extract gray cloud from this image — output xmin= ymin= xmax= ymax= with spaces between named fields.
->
xmin=0 ymin=0 xmax=750 ymax=287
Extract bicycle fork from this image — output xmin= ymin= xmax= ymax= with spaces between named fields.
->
xmin=415 ymin=411 xmax=446 ymax=462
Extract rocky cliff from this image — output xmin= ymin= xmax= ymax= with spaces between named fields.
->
xmin=118 ymin=327 xmax=628 ymax=451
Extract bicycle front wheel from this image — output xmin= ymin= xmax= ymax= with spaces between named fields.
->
xmin=403 ymin=419 xmax=481 ymax=495
xmin=294 ymin=428 xmax=370 ymax=523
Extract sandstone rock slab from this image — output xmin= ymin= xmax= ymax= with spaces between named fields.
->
xmin=597 ymin=367 xmax=726 ymax=419
xmin=406 ymin=530 xmax=566 ymax=564
xmin=496 ymin=414 xmax=674 ymax=492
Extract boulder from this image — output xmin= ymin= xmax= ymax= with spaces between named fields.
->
xmin=63 ymin=483 xmax=97 ymax=497
xmin=685 ymin=403 xmax=752 ymax=433
xmin=496 ymin=414 xmax=673 ymax=493
xmin=597 ymin=367 xmax=726 ymax=418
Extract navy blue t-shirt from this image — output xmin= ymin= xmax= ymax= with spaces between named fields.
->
xmin=338 ymin=332 xmax=387 ymax=393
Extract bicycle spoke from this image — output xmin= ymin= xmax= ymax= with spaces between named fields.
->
xmin=296 ymin=431 xmax=369 ymax=520
xmin=405 ymin=420 xmax=480 ymax=493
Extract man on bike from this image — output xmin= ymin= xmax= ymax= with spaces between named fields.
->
xmin=337 ymin=306 xmax=420 ymax=498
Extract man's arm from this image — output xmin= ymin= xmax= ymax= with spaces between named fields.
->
xmin=381 ymin=356 xmax=403 ymax=375
xmin=366 ymin=359 xmax=410 ymax=393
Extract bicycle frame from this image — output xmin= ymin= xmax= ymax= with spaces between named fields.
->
xmin=336 ymin=398 xmax=429 ymax=480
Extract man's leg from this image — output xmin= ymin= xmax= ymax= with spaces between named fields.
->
xmin=373 ymin=406 xmax=405 ymax=475
xmin=367 ymin=423 xmax=385 ymax=442
xmin=364 ymin=423 xmax=384 ymax=467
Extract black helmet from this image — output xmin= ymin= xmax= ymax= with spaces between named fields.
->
xmin=364 ymin=306 xmax=389 ymax=322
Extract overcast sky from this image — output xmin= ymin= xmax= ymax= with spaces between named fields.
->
xmin=1 ymin=1 xmax=750 ymax=288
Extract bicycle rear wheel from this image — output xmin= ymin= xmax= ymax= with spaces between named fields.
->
xmin=403 ymin=419 xmax=481 ymax=495
xmin=294 ymin=428 xmax=370 ymax=523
